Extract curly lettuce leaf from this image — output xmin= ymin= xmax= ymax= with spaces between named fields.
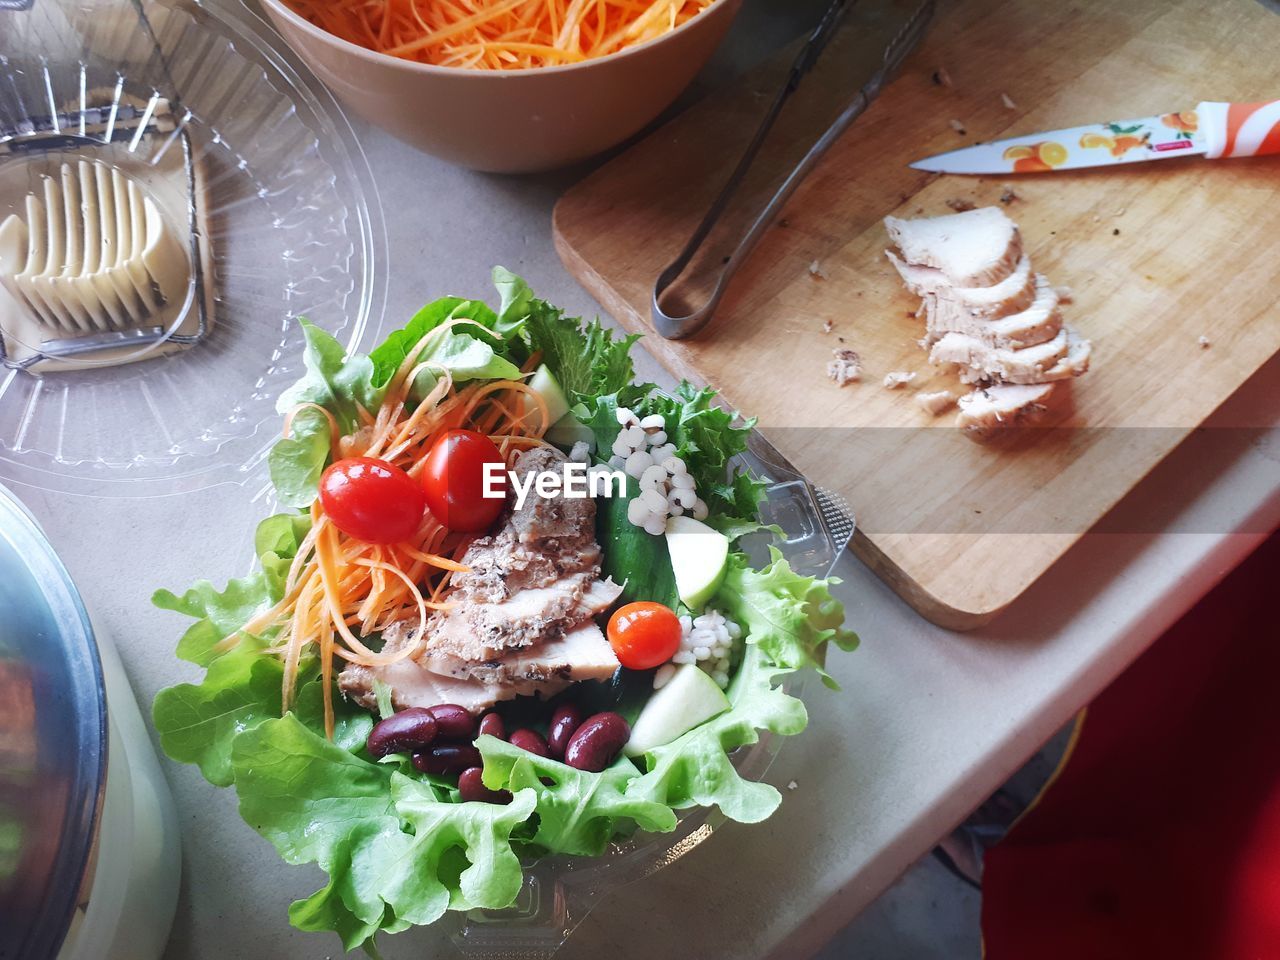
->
xmin=153 ymin=647 xmax=282 ymax=786
xmin=478 ymin=737 xmax=676 ymax=856
xmin=638 ymin=383 xmax=765 ymax=522
xmin=232 ymin=715 xmax=536 ymax=946
xmin=368 ymin=297 xmax=500 ymax=387
xmin=152 ymin=573 xmax=274 ymax=667
xmin=276 ymin=319 xmax=380 ymax=432
xmin=523 ymin=300 xmax=644 ymax=404
xmin=626 ymin=644 xmax=806 ymax=823
xmin=269 ymin=406 xmax=332 ymax=508
xmin=254 ymin=512 xmax=312 ymax=597
xmin=716 ymin=547 xmax=859 ymax=689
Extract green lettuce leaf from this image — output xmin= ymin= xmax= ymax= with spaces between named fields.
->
xmin=152 ymin=647 xmax=282 ymax=786
xmin=152 ymin=574 xmax=274 ymax=667
xmin=269 ymin=406 xmax=333 ymax=509
xmin=477 ymin=737 xmax=677 ymax=856
xmin=368 ymin=297 xmax=501 ymax=388
xmin=638 ymin=383 xmax=765 ymax=523
xmin=492 ymin=266 xmax=535 ymax=335
xmin=523 ymin=301 xmax=644 ymax=404
xmin=715 ymin=547 xmax=859 ymax=689
xmin=232 ymin=715 xmax=536 ymax=941
xmin=626 ymin=644 xmax=806 ymax=823
xmin=276 ymin=319 xmax=380 ymax=432
xmin=254 ymin=513 xmax=312 ymax=598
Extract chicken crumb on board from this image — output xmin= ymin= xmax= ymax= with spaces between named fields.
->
xmin=917 ymin=390 xmax=957 ymax=415
xmin=787 ymin=779 xmax=799 ymax=791
xmin=949 ymin=118 xmax=968 ymax=136
xmin=808 ymin=260 xmax=829 ymax=280
xmin=822 ymin=319 xmax=834 ymax=334
xmin=932 ymin=66 xmax=953 ymax=87
xmin=1001 ymin=92 xmax=1018 ymax=110
xmin=883 ymin=370 xmax=917 ymax=389
xmin=827 ymin=348 xmax=862 ymax=386
xmin=999 ymin=185 xmax=1020 ymax=204
xmin=1198 ymin=335 xmax=1212 ymax=349
xmin=946 ymin=198 xmax=977 ymax=213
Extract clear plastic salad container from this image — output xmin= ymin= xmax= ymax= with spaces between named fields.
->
xmin=0 ymin=0 xmax=386 ymax=496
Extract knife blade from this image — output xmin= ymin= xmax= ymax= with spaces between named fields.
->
xmin=911 ymin=100 xmax=1280 ymax=174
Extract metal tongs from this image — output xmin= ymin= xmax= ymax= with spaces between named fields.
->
xmin=651 ymin=0 xmax=936 ymax=339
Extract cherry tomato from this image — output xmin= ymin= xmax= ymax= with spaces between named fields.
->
xmin=319 ymin=457 xmax=425 ymax=544
xmin=421 ymin=429 xmax=508 ymax=532
xmin=607 ymin=602 xmax=682 ymax=671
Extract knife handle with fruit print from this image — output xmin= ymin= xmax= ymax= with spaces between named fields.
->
xmin=1199 ymin=100 xmax=1280 ymax=158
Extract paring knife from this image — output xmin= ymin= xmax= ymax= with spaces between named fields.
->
xmin=911 ymin=99 xmax=1280 ymax=174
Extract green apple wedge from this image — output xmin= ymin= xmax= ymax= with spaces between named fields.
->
xmin=527 ymin=364 xmax=571 ymax=423
xmin=527 ymin=364 xmax=595 ymax=448
xmin=664 ymin=515 xmax=730 ymax=610
xmin=623 ymin=663 xmax=731 ymax=756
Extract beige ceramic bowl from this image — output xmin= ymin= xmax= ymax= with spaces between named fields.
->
xmin=257 ymin=0 xmax=743 ymax=173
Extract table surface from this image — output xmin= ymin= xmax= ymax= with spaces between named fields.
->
xmin=17 ymin=2 xmax=1280 ymax=957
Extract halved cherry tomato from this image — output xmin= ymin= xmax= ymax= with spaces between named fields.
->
xmin=421 ymin=429 xmax=508 ymax=532
xmin=319 ymin=457 xmax=426 ymax=544
xmin=607 ymin=602 xmax=682 ymax=671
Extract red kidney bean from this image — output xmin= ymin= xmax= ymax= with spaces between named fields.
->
xmin=366 ymin=708 xmax=437 ymax=759
xmin=412 ymin=741 xmax=482 ymax=775
xmin=427 ymin=703 xmax=476 ymax=740
xmin=547 ymin=703 xmax=583 ymax=759
xmin=478 ymin=712 xmax=506 ymax=741
xmin=458 ymin=767 xmax=512 ymax=804
xmin=509 ymin=728 xmax=549 ymax=758
xmin=564 ymin=712 xmax=630 ymax=772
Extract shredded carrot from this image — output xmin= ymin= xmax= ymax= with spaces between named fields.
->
xmin=224 ymin=316 xmax=553 ymax=731
xmin=283 ymin=0 xmax=719 ymax=69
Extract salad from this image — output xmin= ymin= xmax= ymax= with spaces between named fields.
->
xmin=152 ymin=270 xmax=857 ymax=953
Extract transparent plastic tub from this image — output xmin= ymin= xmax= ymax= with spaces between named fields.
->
xmin=0 ymin=0 xmax=387 ymax=496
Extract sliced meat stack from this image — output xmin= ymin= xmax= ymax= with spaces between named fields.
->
xmin=884 ymin=206 xmax=1091 ymax=440
xmin=340 ymin=446 xmax=622 ymax=715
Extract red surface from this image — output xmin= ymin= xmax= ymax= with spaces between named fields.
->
xmin=982 ymin=533 xmax=1280 ymax=960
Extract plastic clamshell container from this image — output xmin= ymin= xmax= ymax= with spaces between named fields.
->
xmin=0 ymin=0 xmax=387 ymax=497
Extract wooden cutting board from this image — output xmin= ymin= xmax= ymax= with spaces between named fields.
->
xmin=554 ymin=0 xmax=1280 ymax=629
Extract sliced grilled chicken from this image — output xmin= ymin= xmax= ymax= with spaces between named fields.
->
xmin=885 ymin=207 xmax=1023 ymax=288
xmin=339 ymin=660 xmax=572 ymax=716
xmin=884 ymin=206 xmax=1092 ymax=441
xmin=925 ymin=274 xmax=1063 ymax=349
xmin=426 ymin=621 xmax=620 ymax=686
xmin=955 ymin=382 xmax=1059 ymax=441
xmin=890 ymin=252 xmax=1037 ymax=322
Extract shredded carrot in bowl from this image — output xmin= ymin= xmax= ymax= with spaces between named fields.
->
xmin=282 ymin=0 xmax=721 ymax=69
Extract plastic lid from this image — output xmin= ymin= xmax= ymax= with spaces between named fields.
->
xmin=0 ymin=483 xmax=106 ymax=959
xmin=0 ymin=0 xmax=387 ymax=496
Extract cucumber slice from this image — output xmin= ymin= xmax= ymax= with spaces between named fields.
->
xmin=665 ymin=515 xmax=729 ymax=610
xmin=623 ymin=664 xmax=731 ymax=756
xmin=528 ymin=364 xmax=571 ymax=424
